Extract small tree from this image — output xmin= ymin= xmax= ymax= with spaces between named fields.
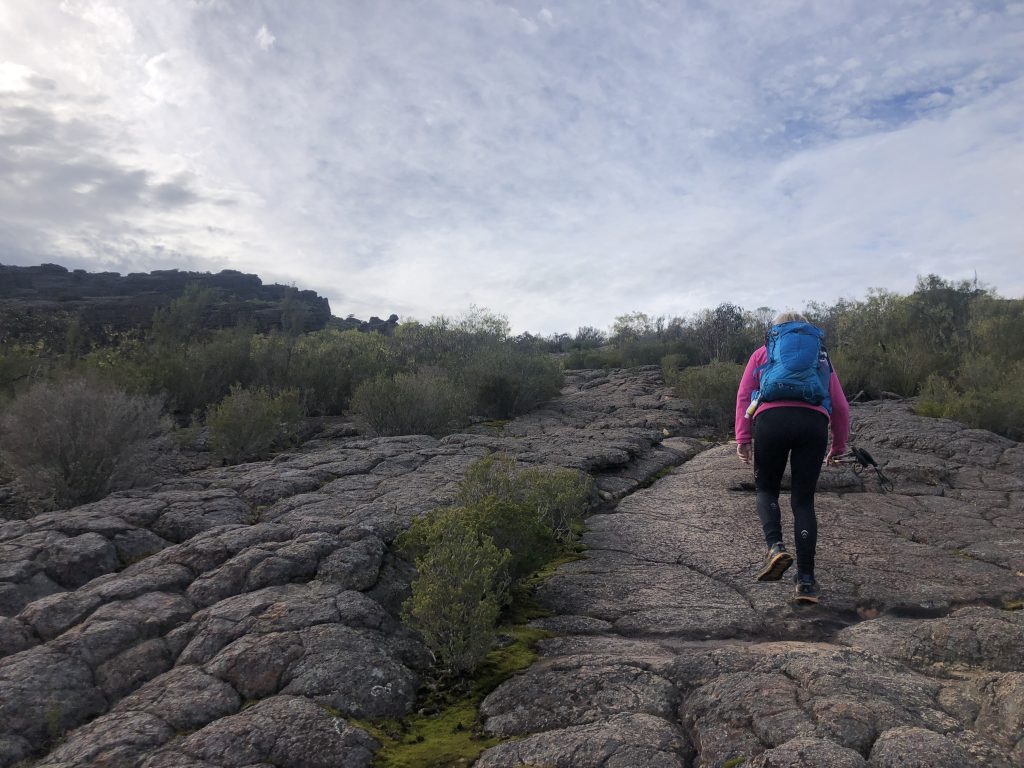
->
xmin=0 ymin=375 xmax=169 ymax=508
xmin=401 ymin=510 xmax=510 ymax=675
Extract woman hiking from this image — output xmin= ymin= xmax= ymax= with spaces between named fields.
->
xmin=734 ymin=312 xmax=850 ymax=604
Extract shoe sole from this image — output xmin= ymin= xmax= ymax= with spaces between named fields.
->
xmin=794 ymin=592 xmax=820 ymax=605
xmin=756 ymin=551 xmax=794 ymax=581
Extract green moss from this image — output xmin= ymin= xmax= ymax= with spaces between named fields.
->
xmin=472 ymin=625 xmax=551 ymax=696
xmin=723 ymin=757 xmax=748 ymax=768
xmin=362 ymin=699 xmax=498 ymax=768
xmin=1003 ymin=599 xmax=1023 ymax=611
xmin=357 ymin=625 xmax=548 ymax=767
xmin=504 ymin=551 xmax=585 ymax=626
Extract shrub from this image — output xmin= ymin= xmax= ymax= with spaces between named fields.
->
xmin=473 ymin=495 xmax=557 ymax=581
xmin=0 ymin=375 xmax=169 ymax=508
xmin=457 ymin=454 xmax=591 ymax=542
xmin=667 ymin=361 xmax=745 ymax=433
xmin=400 ymin=508 xmax=510 ymax=675
xmin=516 ymin=465 xmax=592 ymax=541
xmin=206 ymin=385 xmax=304 ymax=464
xmin=915 ymin=373 xmax=958 ymax=418
xmin=915 ymin=362 xmax=1024 ymax=440
xmin=563 ymin=347 xmax=623 ymax=369
xmin=349 ymin=370 xmax=469 ymax=436
xmin=461 ymin=349 xmax=564 ymax=419
xmin=399 ymin=455 xmax=592 ymax=675
xmin=282 ymin=329 xmax=395 ymax=415
xmin=138 ymin=326 xmax=256 ymax=420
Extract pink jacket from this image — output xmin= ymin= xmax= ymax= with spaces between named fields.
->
xmin=734 ymin=346 xmax=850 ymax=453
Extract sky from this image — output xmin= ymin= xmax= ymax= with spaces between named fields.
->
xmin=1 ymin=0 xmax=1022 ymax=334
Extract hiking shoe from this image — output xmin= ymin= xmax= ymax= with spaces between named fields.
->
xmin=756 ymin=543 xmax=794 ymax=582
xmin=794 ymin=574 xmax=820 ymax=604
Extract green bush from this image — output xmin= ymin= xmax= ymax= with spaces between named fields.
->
xmin=914 ymin=373 xmax=957 ymax=418
xmin=0 ymin=375 xmax=169 ymax=508
xmin=281 ymin=329 xmax=395 ymax=415
xmin=563 ymin=347 xmax=623 ymax=369
xmin=137 ymin=326 xmax=256 ymax=420
xmin=348 ymin=369 xmax=469 ymax=436
xmin=461 ymin=349 xmax=564 ymax=418
xmin=399 ymin=455 xmax=592 ymax=675
xmin=915 ymin=361 xmax=1024 ymax=440
xmin=400 ymin=508 xmax=510 ymax=675
xmin=667 ymin=361 xmax=745 ymax=433
xmin=660 ymin=352 xmax=692 ymax=374
xmin=206 ymin=385 xmax=304 ymax=464
xmin=457 ymin=454 xmax=591 ymax=542
xmin=0 ymin=346 xmax=49 ymax=404
xmin=619 ymin=338 xmax=675 ymax=368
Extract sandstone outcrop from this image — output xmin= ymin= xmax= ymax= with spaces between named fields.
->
xmin=1 ymin=371 xmax=1022 ymax=767
xmin=476 ymin=399 xmax=1024 ymax=767
xmin=0 ymin=263 xmax=332 ymax=347
xmin=0 ymin=367 xmax=697 ymax=767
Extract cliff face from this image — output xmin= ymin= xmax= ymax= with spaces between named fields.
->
xmin=0 ymin=263 xmax=332 ymax=346
xmin=0 ymin=368 xmax=1022 ymax=767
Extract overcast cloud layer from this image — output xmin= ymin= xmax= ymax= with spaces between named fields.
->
xmin=1 ymin=0 xmax=1022 ymax=332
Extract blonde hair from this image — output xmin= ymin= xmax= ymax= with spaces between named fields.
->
xmin=773 ymin=311 xmax=807 ymax=324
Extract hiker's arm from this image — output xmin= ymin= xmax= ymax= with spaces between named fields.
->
xmin=735 ymin=349 xmax=762 ymax=447
xmin=828 ymin=370 xmax=850 ymax=458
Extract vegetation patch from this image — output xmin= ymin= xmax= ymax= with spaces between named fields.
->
xmin=398 ymin=455 xmax=590 ymax=674
xmin=357 ymin=626 xmax=550 ymax=768
xmin=664 ymin=361 xmax=744 ymax=435
xmin=0 ymin=374 xmax=168 ymax=508
xmin=362 ymin=455 xmax=590 ymax=766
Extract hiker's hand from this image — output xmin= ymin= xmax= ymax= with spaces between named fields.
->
xmin=736 ymin=442 xmax=752 ymax=464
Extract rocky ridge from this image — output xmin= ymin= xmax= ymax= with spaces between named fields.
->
xmin=0 ymin=367 xmax=699 ymax=767
xmin=0 ymin=368 xmax=1022 ymax=766
xmin=0 ymin=263 xmax=332 ymax=346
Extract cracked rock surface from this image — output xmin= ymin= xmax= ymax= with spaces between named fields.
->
xmin=477 ymin=399 xmax=1024 ymax=767
xmin=0 ymin=367 xmax=697 ymax=767
xmin=4 ymin=372 xmax=1023 ymax=767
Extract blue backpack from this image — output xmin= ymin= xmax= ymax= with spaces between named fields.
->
xmin=756 ymin=321 xmax=833 ymax=413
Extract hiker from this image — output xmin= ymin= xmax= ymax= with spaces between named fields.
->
xmin=734 ymin=312 xmax=850 ymax=604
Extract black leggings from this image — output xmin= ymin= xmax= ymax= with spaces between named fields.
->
xmin=753 ymin=407 xmax=829 ymax=576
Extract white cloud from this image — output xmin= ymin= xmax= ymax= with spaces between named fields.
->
xmin=0 ymin=61 xmax=37 ymax=92
xmin=255 ymin=24 xmax=275 ymax=51
xmin=0 ymin=0 xmax=1022 ymax=332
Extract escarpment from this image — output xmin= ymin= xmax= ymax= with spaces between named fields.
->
xmin=2 ymin=368 xmax=1023 ymax=767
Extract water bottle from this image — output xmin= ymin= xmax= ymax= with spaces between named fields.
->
xmin=744 ymin=390 xmax=760 ymax=420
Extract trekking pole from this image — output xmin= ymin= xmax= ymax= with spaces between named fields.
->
xmin=830 ymin=447 xmax=894 ymax=493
